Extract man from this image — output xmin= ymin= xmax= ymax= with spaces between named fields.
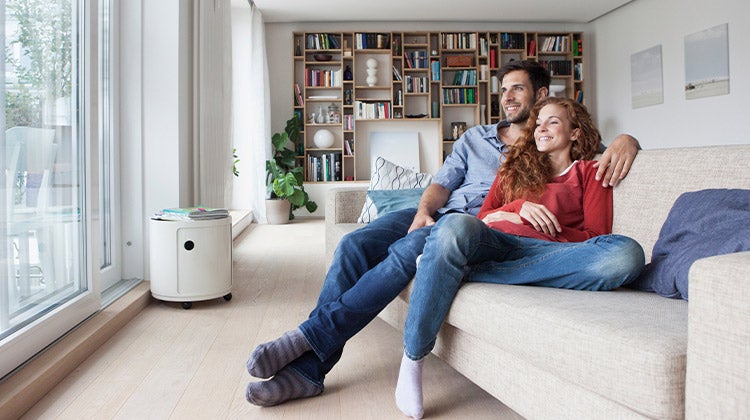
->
xmin=245 ymin=60 xmax=640 ymax=406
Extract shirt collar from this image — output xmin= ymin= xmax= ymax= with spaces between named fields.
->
xmin=484 ymin=121 xmax=512 ymax=151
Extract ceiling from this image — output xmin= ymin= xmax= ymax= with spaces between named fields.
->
xmin=241 ymin=0 xmax=634 ymax=23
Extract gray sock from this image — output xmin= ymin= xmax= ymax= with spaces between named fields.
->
xmin=245 ymin=367 xmax=322 ymax=407
xmin=246 ymin=329 xmax=311 ymax=378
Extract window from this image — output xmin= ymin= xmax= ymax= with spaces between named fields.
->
xmin=1 ymin=0 xmax=99 ymax=379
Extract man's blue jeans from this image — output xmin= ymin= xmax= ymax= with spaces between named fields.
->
xmin=403 ymin=213 xmax=646 ymax=360
xmin=289 ymin=208 xmax=433 ymax=389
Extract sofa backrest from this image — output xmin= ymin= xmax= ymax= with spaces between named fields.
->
xmin=612 ymin=145 xmax=750 ymax=262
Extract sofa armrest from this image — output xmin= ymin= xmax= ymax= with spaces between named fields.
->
xmin=325 ymin=186 xmax=368 ymax=224
xmin=685 ymin=251 xmax=750 ymax=419
xmin=325 ymin=186 xmax=368 ymax=267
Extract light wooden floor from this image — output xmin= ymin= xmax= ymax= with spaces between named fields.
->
xmin=24 ymin=219 xmax=523 ymax=419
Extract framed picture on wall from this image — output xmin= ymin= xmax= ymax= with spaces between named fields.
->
xmin=684 ymin=23 xmax=730 ymax=100
xmin=631 ymin=45 xmax=663 ymax=109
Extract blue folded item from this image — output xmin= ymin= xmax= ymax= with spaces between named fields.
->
xmin=628 ymin=188 xmax=750 ymax=300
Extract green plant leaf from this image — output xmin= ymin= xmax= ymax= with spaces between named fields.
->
xmin=266 ymin=114 xmax=317 ymax=214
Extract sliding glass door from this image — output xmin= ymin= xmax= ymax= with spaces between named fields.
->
xmin=0 ymin=0 xmax=99 ymax=378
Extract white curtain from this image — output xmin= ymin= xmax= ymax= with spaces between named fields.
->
xmin=231 ymin=1 xmax=271 ymax=222
xmin=193 ymin=0 xmax=233 ymax=208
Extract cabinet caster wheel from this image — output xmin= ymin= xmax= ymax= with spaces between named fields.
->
xmin=223 ymin=293 xmax=232 ymax=301
xmin=181 ymin=302 xmax=192 ymax=310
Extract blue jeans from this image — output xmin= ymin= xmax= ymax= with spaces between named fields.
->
xmin=289 ymin=208 xmax=435 ymax=388
xmin=403 ymin=213 xmax=645 ymax=360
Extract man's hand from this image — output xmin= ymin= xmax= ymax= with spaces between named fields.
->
xmin=408 ymin=212 xmax=435 ymax=233
xmin=407 ymin=184 xmax=450 ymax=233
xmin=594 ymin=134 xmax=640 ymax=187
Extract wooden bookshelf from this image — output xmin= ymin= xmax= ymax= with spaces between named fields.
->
xmin=293 ymin=30 xmax=585 ymax=182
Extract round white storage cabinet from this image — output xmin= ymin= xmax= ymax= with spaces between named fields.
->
xmin=149 ymin=217 xmax=232 ymax=309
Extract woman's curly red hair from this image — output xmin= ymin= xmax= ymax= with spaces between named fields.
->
xmin=495 ymin=97 xmax=601 ymax=203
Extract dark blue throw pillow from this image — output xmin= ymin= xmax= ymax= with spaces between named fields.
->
xmin=628 ymin=189 xmax=750 ymax=300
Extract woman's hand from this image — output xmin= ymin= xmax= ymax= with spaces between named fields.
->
xmin=482 ymin=210 xmax=522 ymax=225
xmin=518 ymin=201 xmax=562 ymax=236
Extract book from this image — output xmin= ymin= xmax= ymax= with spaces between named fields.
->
xmin=392 ymin=65 xmax=402 ymax=81
xmin=155 ymin=206 xmax=229 ymax=221
xmin=294 ymin=83 xmax=304 ymax=106
xmin=527 ymin=39 xmax=537 ymax=56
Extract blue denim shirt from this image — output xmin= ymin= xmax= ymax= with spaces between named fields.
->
xmin=433 ymin=121 xmax=511 ymax=216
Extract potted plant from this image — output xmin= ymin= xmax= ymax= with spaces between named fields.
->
xmin=266 ymin=114 xmax=317 ymax=224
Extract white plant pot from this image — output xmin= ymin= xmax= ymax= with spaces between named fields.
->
xmin=266 ymin=199 xmax=291 ymax=224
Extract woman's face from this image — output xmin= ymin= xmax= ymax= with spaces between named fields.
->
xmin=534 ymin=103 xmax=579 ymax=157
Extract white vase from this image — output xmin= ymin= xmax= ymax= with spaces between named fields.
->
xmin=366 ymin=58 xmax=378 ymax=86
xmin=366 ymin=69 xmax=378 ymax=86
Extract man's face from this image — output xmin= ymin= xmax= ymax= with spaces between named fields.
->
xmin=500 ymin=70 xmax=537 ymax=124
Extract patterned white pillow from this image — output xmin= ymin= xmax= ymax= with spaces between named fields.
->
xmin=357 ymin=157 xmax=433 ymax=223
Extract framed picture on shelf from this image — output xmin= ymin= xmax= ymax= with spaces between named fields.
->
xmin=451 ymin=122 xmax=466 ymax=140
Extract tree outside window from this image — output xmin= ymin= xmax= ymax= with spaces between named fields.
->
xmin=5 ymin=0 xmax=72 ymax=128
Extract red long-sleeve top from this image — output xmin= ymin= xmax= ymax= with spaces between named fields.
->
xmin=476 ymin=160 xmax=612 ymax=243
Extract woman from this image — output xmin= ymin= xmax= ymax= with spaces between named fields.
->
xmin=395 ymin=97 xmax=644 ymax=419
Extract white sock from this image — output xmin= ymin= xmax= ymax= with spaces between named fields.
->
xmin=395 ymin=352 xmax=424 ymax=419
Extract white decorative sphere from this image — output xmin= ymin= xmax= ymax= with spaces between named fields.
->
xmin=313 ymin=129 xmax=334 ymax=148
xmin=366 ymin=58 xmax=378 ymax=69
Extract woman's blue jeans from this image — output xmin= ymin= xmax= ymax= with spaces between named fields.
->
xmin=403 ymin=213 xmax=645 ymax=361
xmin=288 ymin=208 xmax=433 ymax=389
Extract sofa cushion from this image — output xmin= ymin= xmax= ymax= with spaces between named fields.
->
xmin=397 ymin=283 xmax=688 ymax=419
xmin=357 ymin=157 xmax=432 ymax=223
xmin=629 ymin=188 xmax=750 ymax=300
xmin=367 ymin=188 xmax=425 ymax=217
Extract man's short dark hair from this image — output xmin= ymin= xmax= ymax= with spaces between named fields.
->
xmin=498 ymin=60 xmax=551 ymax=93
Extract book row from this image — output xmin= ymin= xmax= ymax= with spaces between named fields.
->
xmin=305 ymin=68 xmax=343 ymax=87
xmin=539 ymin=60 xmax=572 ymax=77
xmin=403 ymin=51 xmax=429 ymax=69
xmin=307 ymin=152 xmax=342 ymax=182
xmin=499 ymin=33 xmax=526 ymax=50
xmin=540 ymin=36 xmax=570 ymax=53
xmin=442 ymin=87 xmax=477 ymax=104
xmin=306 ymin=33 xmax=340 ymax=50
xmin=354 ymin=32 xmax=390 ymax=50
xmin=405 ymin=75 xmax=429 ymax=93
xmin=447 ymin=69 xmax=477 ymax=86
xmin=354 ymin=101 xmax=392 ymax=120
xmin=441 ymin=32 xmax=478 ymax=50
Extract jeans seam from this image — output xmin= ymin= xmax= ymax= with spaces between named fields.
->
xmin=298 ymin=324 xmax=328 ymax=362
xmin=287 ymin=363 xmax=325 ymax=390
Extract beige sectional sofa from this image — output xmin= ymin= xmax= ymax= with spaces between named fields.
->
xmin=325 ymin=145 xmax=750 ymax=419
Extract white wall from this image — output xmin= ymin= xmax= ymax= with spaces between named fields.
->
xmin=591 ymin=0 xmax=750 ymax=149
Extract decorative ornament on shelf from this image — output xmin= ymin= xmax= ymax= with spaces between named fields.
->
xmin=366 ymin=58 xmax=378 ymax=86
xmin=314 ymin=129 xmax=335 ymax=148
